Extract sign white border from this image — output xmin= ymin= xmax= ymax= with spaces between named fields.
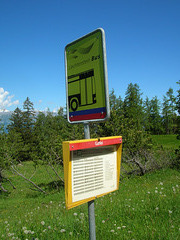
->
xmin=65 ymin=28 xmax=110 ymax=123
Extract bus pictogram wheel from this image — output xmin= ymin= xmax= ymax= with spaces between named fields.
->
xmin=70 ymin=98 xmax=78 ymax=111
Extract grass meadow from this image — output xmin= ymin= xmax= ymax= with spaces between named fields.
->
xmin=152 ymin=134 xmax=179 ymax=149
xmin=0 ymin=161 xmax=180 ymax=240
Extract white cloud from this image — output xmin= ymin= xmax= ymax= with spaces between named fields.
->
xmin=0 ymin=87 xmax=19 ymax=111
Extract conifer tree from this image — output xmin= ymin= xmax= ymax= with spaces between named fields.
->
xmin=162 ymin=88 xmax=176 ymax=134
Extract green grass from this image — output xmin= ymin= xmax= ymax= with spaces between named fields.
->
xmin=152 ymin=135 xmax=180 ymax=149
xmin=0 ymin=162 xmax=180 ymax=239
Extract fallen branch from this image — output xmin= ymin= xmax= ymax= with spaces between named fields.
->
xmin=4 ymin=177 xmax=16 ymax=189
xmin=0 ymin=183 xmax=8 ymax=192
xmin=48 ymin=162 xmax=64 ymax=184
xmin=11 ymin=165 xmax=47 ymax=194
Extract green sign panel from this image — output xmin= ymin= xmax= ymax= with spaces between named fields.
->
xmin=65 ymin=28 xmax=110 ymax=123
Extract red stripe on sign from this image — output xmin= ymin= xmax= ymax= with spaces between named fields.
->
xmin=69 ymin=112 xmax=106 ymax=122
xmin=69 ymin=137 xmax=122 ymax=151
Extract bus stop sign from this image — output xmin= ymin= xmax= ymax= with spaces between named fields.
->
xmin=65 ymin=28 xmax=110 ymax=123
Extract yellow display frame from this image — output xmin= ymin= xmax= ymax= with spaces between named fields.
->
xmin=63 ymin=136 xmax=122 ymax=210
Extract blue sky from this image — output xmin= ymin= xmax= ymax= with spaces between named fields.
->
xmin=0 ymin=0 xmax=180 ymax=112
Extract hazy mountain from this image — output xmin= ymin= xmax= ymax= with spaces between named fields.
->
xmin=0 ymin=111 xmax=12 ymax=131
xmin=0 ymin=110 xmax=58 ymax=132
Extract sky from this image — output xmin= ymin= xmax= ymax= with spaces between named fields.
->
xmin=0 ymin=0 xmax=180 ymax=112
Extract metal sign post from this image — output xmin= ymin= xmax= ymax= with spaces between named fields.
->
xmin=64 ymin=28 xmax=118 ymax=240
xmin=84 ymin=123 xmax=96 ymax=240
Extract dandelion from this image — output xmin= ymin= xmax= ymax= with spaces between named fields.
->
xmin=60 ymin=229 xmax=66 ymax=233
xmin=41 ymin=221 xmax=45 ymax=225
xmin=8 ymin=233 xmax=14 ymax=237
xmin=80 ymin=213 xmax=84 ymax=219
xmin=24 ymin=230 xmax=29 ymax=234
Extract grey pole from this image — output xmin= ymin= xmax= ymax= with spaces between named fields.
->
xmin=84 ymin=123 xmax=96 ymax=240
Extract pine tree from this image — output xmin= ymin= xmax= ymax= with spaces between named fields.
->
xmin=123 ymin=83 xmax=144 ymax=129
xmin=144 ymin=97 xmax=151 ymax=132
xmin=8 ymin=107 xmax=23 ymax=133
xmin=149 ymin=96 xmax=163 ymax=134
xmin=162 ymin=88 xmax=176 ymax=134
xmin=123 ymin=83 xmax=151 ymax=153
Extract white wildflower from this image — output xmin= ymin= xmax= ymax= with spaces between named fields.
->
xmin=110 ymin=229 xmax=115 ymax=233
xmin=168 ymin=210 xmax=172 ymax=214
xmin=41 ymin=221 xmax=45 ymax=225
xmin=102 ymin=220 xmax=105 ymax=223
xmin=73 ymin=213 xmax=77 ymax=216
xmin=155 ymin=207 xmax=159 ymax=210
xmin=60 ymin=229 xmax=66 ymax=233
xmin=24 ymin=230 xmax=29 ymax=234
xmin=160 ymin=182 xmax=163 ymax=185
